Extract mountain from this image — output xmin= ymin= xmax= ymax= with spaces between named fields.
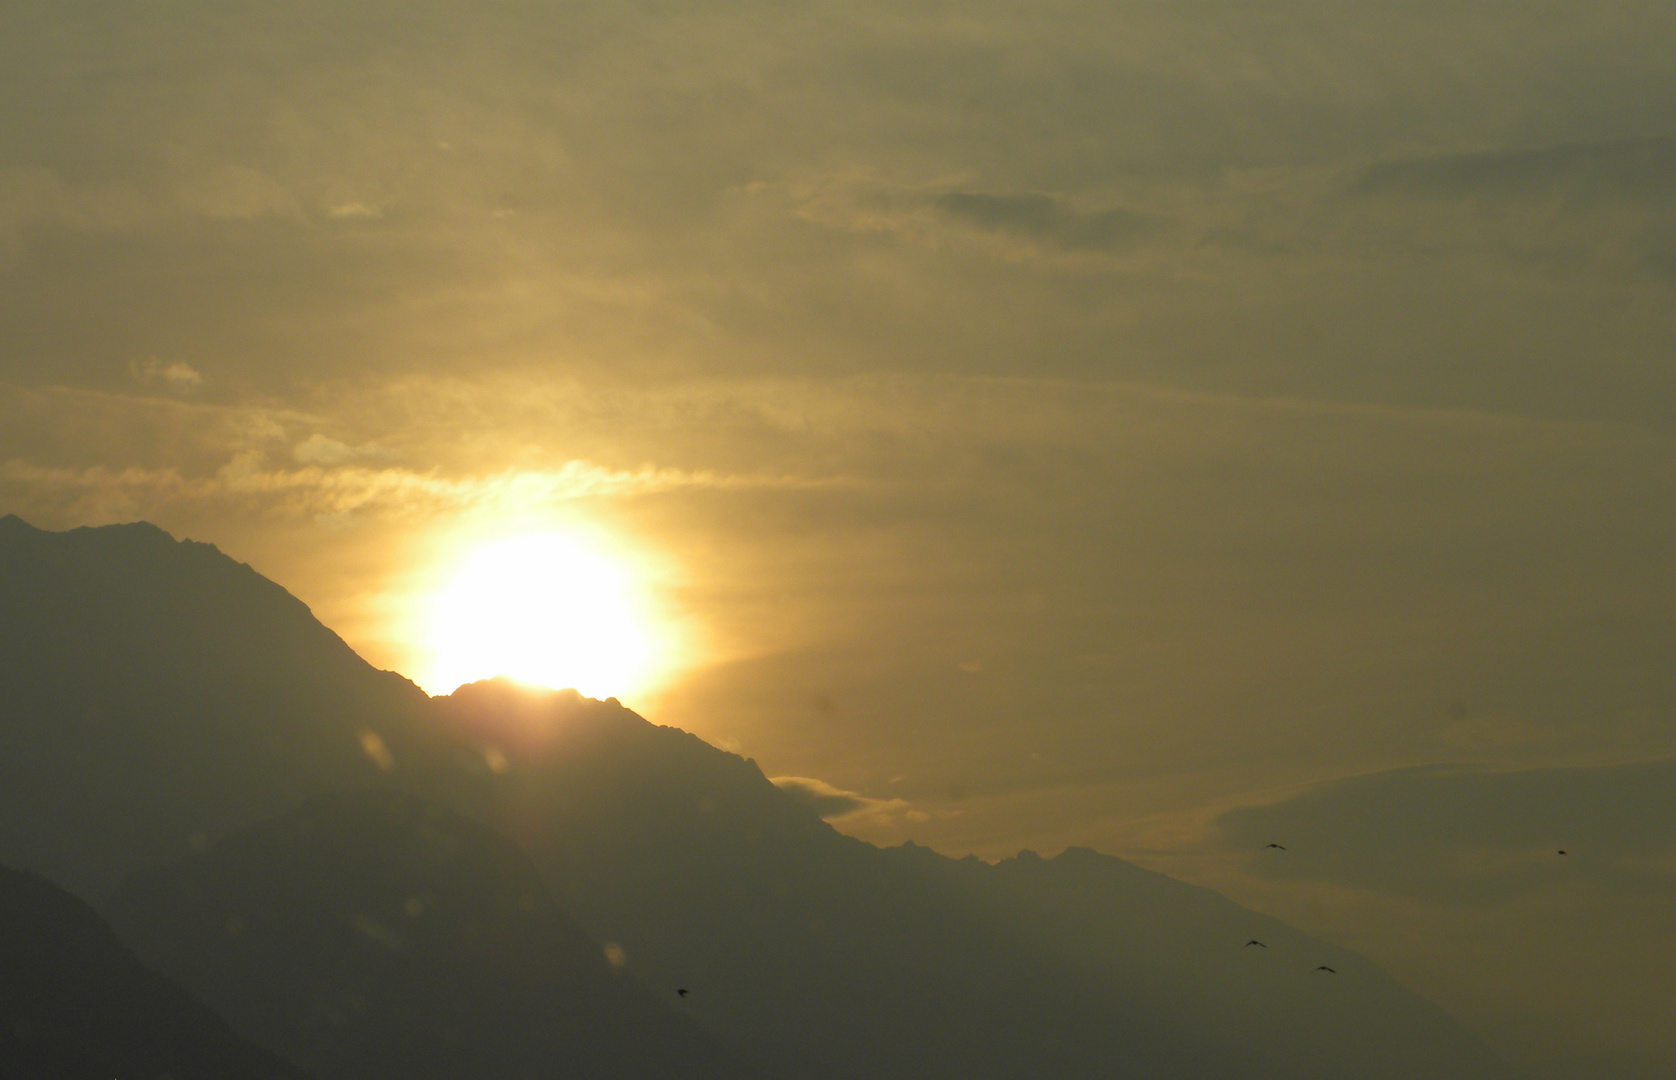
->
xmin=105 ymin=790 xmax=767 ymax=1080
xmin=442 ymin=678 xmax=1525 ymax=1080
xmin=0 ymin=863 xmax=309 ymax=1080
xmin=0 ymin=516 xmax=1524 ymax=1079
xmin=900 ymin=844 xmax=1496 ymax=1077
xmin=0 ymin=513 xmax=480 ymax=899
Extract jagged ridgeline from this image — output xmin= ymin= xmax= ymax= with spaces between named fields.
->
xmin=0 ymin=516 xmax=1527 ymax=1080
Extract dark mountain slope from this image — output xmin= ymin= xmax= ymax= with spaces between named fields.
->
xmin=0 ymin=863 xmax=309 ymax=1080
xmin=0 ymin=513 xmax=478 ymax=898
xmin=898 ymin=843 xmax=1505 ymax=1079
xmin=105 ymin=790 xmax=766 ymax=1080
xmin=442 ymin=678 xmax=1525 ymax=1080
xmin=0 ymin=517 xmax=1522 ymax=1080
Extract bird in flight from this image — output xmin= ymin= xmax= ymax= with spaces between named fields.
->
xmin=1244 ymin=940 xmax=1267 ymax=948
xmin=1557 ymin=850 xmax=1567 ymax=856
xmin=677 ymin=988 xmax=690 ymax=998
xmin=1263 ymin=843 xmax=1287 ymax=850
xmin=1314 ymin=966 xmax=1336 ymax=974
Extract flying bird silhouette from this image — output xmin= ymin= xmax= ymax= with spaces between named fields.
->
xmin=677 ymin=988 xmax=690 ymax=998
xmin=1314 ymin=966 xmax=1336 ymax=974
xmin=1557 ymin=850 xmax=1567 ymax=856
xmin=1244 ymin=940 xmax=1267 ymax=948
xmin=1263 ymin=843 xmax=1287 ymax=850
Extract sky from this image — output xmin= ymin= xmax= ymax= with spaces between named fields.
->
xmin=4 ymin=1 xmax=1676 ymax=1075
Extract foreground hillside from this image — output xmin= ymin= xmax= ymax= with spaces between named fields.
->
xmin=0 ymin=515 xmax=1524 ymax=1080
xmin=0 ymin=864 xmax=309 ymax=1080
xmin=107 ymin=790 xmax=766 ymax=1080
xmin=443 ymin=678 xmax=1521 ymax=1080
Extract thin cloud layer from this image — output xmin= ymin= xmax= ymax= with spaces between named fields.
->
xmin=0 ymin=456 xmax=815 ymax=522
xmin=771 ymin=776 xmax=914 ymax=823
xmin=1218 ymin=759 xmax=1676 ymax=905
xmin=5 ymin=1 xmax=1676 ymax=1075
xmin=4 ymin=0 xmax=1676 ymax=417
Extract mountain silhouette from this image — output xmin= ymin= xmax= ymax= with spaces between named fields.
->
xmin=0 ymin=863 xmax=309 ymax=1080
xmin=440 ymin=678 xmax=1525 ymax=1080
xmin=106 ymin=790 xmax=765 ymax=1080
xmin=0 ymin=516 xmax=1525 ymax=1079
xmin=0 ymin=513 xmax=480 ymax=899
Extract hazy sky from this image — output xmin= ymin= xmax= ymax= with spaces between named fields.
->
xmin=5 ymin=2 xmax=1676 ymax=1076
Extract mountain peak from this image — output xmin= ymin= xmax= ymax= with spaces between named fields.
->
xmin=0 ymin=516 xmax=457 ymax=898
xmin=445 ymin=675 xmax=595 ymax=712
xmin=0 ymin=513 xmax=178 ymax=547
xmin=436 ymin=676 xmax=651 ymax=753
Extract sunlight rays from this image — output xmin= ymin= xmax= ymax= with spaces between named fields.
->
xmin=419 ymin=530 xmax=664 ymax=701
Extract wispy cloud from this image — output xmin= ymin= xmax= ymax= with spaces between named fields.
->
xmin=0 ymin=167 xmax=158 ymax=264
xmin=772 ymin=775 xmax=914 ymax=822
xmin=770 ymin=172 xmax=1190 ymax=270
xmin=0 ymin=454 xmax=849 ymax=523
xmin=129 ymin=359 xmax=205 ymax=393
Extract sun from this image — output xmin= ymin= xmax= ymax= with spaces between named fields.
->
xmin=420 ymin=531 xmax=661 ymax=700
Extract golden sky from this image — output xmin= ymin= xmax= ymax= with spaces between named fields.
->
xmin=5 ymin=3 xmax=1676 ymax=1075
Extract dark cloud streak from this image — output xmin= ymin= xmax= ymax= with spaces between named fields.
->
xmin=1219 ymin=759 xmax=1676 ymax=904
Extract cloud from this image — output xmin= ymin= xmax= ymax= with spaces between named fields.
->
xmin=929 ymin=190 xmax=1178 ymax=254
xmin=778 ymin=142 xmax=1676 ymax=283
xmin=129 ymin=359 xmax=204 ymax=393
xmin=293 ymin=434 xmax=366 ymax=465
xmin=778 ymin=174 xmax=1183 ymax=266
xmin=0 ymin=450 xmax=850 ymax=524
xmin=772 ymin=776 xmax=911 ymax=821
xmin=1216 ymin=758 xmax=1676 ymax=904
xmin=174 ymin=166 xmax=304 ymax=222
xmin=1350 ymin=138 xmax=1676 ymax=205
xmin=6 ymin=4 xmax=1676 ymax=1070
xmin=1334 ymin=138 xmax=1676 ymax=274
xmin=327 ymin=202 xmax=383 ymax=220
xmin=776 ymin=137 xmax=1676 ymax=285
xmin=0 ymin=167 xmax=157 ymax=264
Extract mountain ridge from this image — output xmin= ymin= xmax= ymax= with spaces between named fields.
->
xmin=0 ymin=514 xmax=481 ymax=899
xmin=0 ymin=515 xmax=1526 ymax=1079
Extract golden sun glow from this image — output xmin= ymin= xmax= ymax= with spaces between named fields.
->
xmin=420 ymin=531 xmax=662 ymax=700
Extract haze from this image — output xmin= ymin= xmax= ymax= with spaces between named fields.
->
xmin=3 ymin=3 xmax=1675 ymax=1076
